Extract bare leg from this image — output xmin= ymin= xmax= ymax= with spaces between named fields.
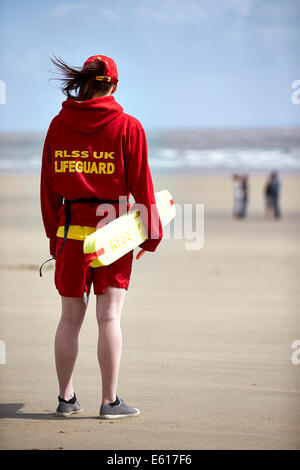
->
xmin=96 ymin=287 xmax=126 ymax=405
xmin=55 ymin=296 xmax=88 ymax=401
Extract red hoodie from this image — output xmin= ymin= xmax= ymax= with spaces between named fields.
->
xmin=40 ymin=95 xmax=163 ymax=256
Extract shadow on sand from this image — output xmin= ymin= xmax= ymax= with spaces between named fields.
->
xmin=0 ymin=403 xmax=100 ymax=420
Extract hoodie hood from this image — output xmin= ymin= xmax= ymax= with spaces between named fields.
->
xmin=59 ymin=95 xmax=123 ymax=135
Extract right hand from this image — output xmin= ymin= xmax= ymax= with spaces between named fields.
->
xmin=136 ymin=249 xmax=146 ymax=260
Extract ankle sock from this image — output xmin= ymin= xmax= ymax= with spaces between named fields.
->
xmin=58 ymin=393 xmax=76 ymax=404
xmin=109 ymin=396 xmax=120 ymax=407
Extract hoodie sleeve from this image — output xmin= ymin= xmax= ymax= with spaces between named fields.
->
xmin=40 ymin=119 xmax=63 ymax=256
xmin=125 ymin=123 xmax=163 ymax=252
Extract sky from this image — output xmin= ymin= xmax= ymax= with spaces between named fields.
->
xmin=0 ymin=0 xmax=299 ymax=131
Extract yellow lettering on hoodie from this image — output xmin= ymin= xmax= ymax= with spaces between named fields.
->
xmin=104 ymin=152 xmax=115 ymax=159
xmin=63 ymin=151 xmax=72 ymax=158
xmin=93 ymin=152 xmax=104 ymax=159
xmin=72 ymin=150 xmax=80 ymax=158
xmin=75 ymin=161 xmax=83 ymax=172
xmin=69 ymin=161 xmax=75 ymax=172
xmin=84 ymin=162 xmax=91 ymax=173
xmin=55 ymin=161 xmax=61 ymax=172
xmin=55 ymin=150 xmax=63 ymax=158
xmin=107 ymin=162 xmax=115 ymax=174
xmin=90 ymin=162 xmax=99 ymax=174
xmin=99 ymin=163 xmax=106 ymax=174
xmin=81 ymin=151 xmax=89 ymax=159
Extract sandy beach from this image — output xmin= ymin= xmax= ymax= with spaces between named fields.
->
xmin=0 ymin=171 xmax=299 ymax=450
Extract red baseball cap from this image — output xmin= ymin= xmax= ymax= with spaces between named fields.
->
xmin=83 ymin=55 xmax=118 ymax=83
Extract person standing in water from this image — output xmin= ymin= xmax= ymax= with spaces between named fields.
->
xmin=40 ymin=54 xmax=162 ymax=419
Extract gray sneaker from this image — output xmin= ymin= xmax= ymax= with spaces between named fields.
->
xmin=56 ymin=394 xmax=82 ymax=417
xmin=99 ymin=396 xmax=140 ymax=419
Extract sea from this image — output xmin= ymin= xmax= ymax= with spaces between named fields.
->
xmin=0 ymin=128 xmax=300 ymax=175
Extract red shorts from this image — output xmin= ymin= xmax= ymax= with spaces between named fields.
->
xmin=54 ymin=236 xmax=134 ymax=297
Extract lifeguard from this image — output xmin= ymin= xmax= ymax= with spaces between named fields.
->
xmin=40 ymin=53 xmax=163 ymax=420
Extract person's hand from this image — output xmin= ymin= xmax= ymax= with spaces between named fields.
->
xmin=136 ymin=249 xmax=146 ymax=260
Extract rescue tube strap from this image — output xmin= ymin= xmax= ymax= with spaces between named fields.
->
xmin=39 ymin=256 xmax=55 ymax=277
xmin=82 ymin=248 xmax=106 ymax=295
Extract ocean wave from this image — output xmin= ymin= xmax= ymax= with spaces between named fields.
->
xmin=0 ymin=146 xmax=300 ymax=171
xmin=151 ymin=147 xmax=300 ymax=170
xmin=0 ymin=155 xmax=41 ymax=171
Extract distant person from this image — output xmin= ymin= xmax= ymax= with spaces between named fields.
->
xmin=232 ymin=174 xmax=244 ymax=218
xmin=270 ymin=171 xmax=281 ymax=219
xmin=264 ymin=171 xmax=281 ymax=219
xmin=264 ymin=174 xmax=274 ymax=216
xmin=240 ymin=174 xmax=249 ymax=218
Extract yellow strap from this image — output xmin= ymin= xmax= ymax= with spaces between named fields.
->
xmin=95 ymin=75 xmax=111 ymax=82
xmin=56 ymin=225 xmax=96 ymax=241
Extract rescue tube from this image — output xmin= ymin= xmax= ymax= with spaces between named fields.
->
xmin=83 ymin=190 xmax=176 ymax=267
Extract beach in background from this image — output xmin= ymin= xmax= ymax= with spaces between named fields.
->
xmin=0 ymin=129 xmax=300 ymax=449
xmin=1 ymin=128 xmax=300 ymax=173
